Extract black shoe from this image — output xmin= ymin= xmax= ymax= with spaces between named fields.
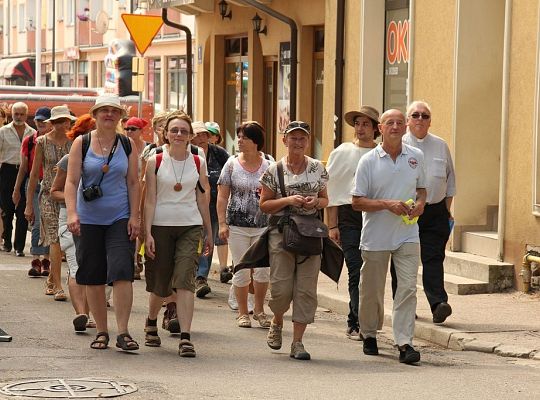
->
xmin=1 ymin=245 xmax=12 ymax=252
xmin=363 ymin=337 xmax=379 ymax=355
xmin=15 ymin=251 xmax=24 ymax=257
xmin=399 ymin=344 xmax=420 ymax=364
xmin=219 ymin=267 xmax=233 ymax=283
xmin=195 ymin=277 xmax=211 ymax=298
xmin=432 ymin=302 xmax=452 ymax=324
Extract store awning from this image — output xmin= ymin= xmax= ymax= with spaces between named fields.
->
xmin=0 ymin=57 xmax=35 ymax=81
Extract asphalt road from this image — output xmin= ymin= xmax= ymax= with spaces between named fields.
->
xmin=1 ymin=258 xmax=540 ymax=400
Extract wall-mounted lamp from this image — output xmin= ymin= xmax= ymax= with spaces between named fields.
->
xmin=219 ymin=0 xmax=232 ymax=20
xmin=252 ymin=13 xmax=267 ymax=35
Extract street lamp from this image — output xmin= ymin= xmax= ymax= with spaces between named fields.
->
xmin=219 ymin=0 xmax=232 ymax=20
xmin=251 ymin=13 xmax=267 ymax=35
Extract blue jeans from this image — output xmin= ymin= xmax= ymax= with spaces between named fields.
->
xmin=340 ymin=225 xmax=363 ymax=329
xmin=28 ymin=181 xmax=49 ymax=256
xmin=196 ymin=205 xmax=224 ymax=278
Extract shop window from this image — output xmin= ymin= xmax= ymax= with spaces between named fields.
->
xmin=57 ymin=61 xmax=75 ymax=87
xmin=78 ymin=61 xmax=88 ymax=87
xmin=533 ymin=28 xmax=540 ymax=215
xmin=149 ymin=58 xmax=161 ymax=111
xmin=383 ymin=0 xmax=410 ymax=112
xmin=168 ymin=56 xmax=187 ymax=111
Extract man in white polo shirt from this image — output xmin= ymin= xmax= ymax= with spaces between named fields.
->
xmin=352 ymin=109 xmax=426 ymax=364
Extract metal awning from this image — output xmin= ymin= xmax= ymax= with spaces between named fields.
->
xmin=0 ymin=57 xmax=35 ymax=81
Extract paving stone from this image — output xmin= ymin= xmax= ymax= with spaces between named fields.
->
xmin=531 ymin=351 xmax=540 ymax=361
xmin=494 ymin=345 xmax=533 ymax=358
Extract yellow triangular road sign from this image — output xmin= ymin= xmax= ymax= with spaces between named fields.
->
xmin=121 ymin=14 xmax=164 ymax=55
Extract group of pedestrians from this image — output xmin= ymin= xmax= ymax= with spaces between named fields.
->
xmin=0 ymin=92 xmax=455 ymax=365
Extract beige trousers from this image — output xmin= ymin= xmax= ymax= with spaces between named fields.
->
xmin=267 ymin=229 xmax=320 ymax=324
xmin=359 ymin=242 xmax=420 ymax=346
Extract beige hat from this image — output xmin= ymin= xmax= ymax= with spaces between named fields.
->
xmin=344 ymin=105 xmax=380 ymax=127
xmin=192 ymin=121 xmax=209 ymax=135
xmin=46 ymin=105 xmax=76 ymax=122
xmin=89 ymin=94 xmax=126 ymax=117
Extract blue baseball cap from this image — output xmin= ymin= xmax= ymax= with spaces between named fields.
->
xmin=34 ymin=107 xmax=51 ymax=121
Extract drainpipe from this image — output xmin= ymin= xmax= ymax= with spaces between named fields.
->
xmin=334 ymin=0 xmax=345 ymax=148
xmin=497 ymin=0 xmax=512 ymax=262
xmin=162 ymin=8 xmax=193 ymax=117
xmin=521 ymin=252 xmax=539 ymax=293
xmin=238 ymin=0 xmax=298 ymax=120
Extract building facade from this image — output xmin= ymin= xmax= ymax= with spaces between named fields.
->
xmin=155 ymin=0 xmax=540 ymax=292
xmin=0 ymin=0 xmax=194 ymax=112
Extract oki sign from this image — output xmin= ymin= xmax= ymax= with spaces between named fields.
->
xmin=386 ymin=19 xmax=409 ymax=65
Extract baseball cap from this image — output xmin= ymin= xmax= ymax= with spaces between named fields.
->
xmin=34 ymin=107 xmax=51 ymax=121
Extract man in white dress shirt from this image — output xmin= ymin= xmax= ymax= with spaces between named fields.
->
xmin=395 ymin=100 xmax=456 ymax=324
xmin=0 ymin=102 xmax=34 ymax=256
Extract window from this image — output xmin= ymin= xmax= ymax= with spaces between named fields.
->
xmin=383 ymin=0 xmax=410 ymax=112
xmin=66 ymin=0 xmax=75 ymax=25
xmin=168 ymin=57 xmax=187 ymax=111
xmin=11 ymin=2 xmax=16 ymax=27
xmin=89 ymin=0 xmax=103 ymax=21
xmin=57 ymin=0 xmax=64 ymax=21
xmin=18 ymin=4 xmax=25 ymax=32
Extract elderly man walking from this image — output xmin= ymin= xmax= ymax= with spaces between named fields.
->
xmin=401 ymin=101 xmax=456 ymax=324
xmin=0 ymin=102 xmax=34 ymax=256
xmin=352 ymin=109 xmax=426 ymax=364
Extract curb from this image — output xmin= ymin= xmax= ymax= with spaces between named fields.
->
xmin=316 ymin=292 xmax=539 ymax=361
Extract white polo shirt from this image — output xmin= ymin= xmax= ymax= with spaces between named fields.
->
xmin=351 ymin=143 xmax=426 ymax=251
xmin=403 ymin=131 xmax=456 ymax=204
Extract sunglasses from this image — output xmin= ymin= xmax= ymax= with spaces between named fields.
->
xmin=410 ymin=113 xmax=431 ymax=120
xmin=124 ymin=127 xmax=140 ymax=132
xmin=286 ymin=121 xmax=310 ymax=131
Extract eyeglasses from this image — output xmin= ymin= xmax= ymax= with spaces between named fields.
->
xmin=286 ymin=121 xmax=310 ymax=131
xmin=168 ymin=128 xmax=191 ymax=136
xmin=409 ymin=112 xmax=431 ymax=120
xmin=124 ymin=127 xmax=140 ymax=132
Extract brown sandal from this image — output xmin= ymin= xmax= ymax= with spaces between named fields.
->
xmin=144 ymin=319 xmax=161 ymax=347
xmin=90 ymin=332 xmax=109 ymax=350
xmin=178 ymin=339 xmax=196 ymax=358
xmin=116 ymin=333 xmax=139 ymax=351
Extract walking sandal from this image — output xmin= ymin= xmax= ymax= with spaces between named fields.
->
xmin=144 ymin=319 xmax=161 ymax=347
xmin=90 ymin=332 xmax=109 ymax=350
xmin=116 ymin=333 xmax=139 ymax=351
xmin=178 ymin=339 xmax=196 ymax=358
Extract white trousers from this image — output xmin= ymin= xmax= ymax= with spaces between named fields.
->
xmin=229 ymin=225 xmax=269 ymax=287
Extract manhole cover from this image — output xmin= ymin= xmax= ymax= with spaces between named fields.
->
xmin=0 ymin=378 xmax=137 ymax=398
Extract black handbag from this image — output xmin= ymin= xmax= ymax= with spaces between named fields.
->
xmin=276 ymin=161 xmax=328 ymax=256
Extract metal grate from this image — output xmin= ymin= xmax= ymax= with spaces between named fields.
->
xmin=0 ymin=378 xmax=137 ymax=398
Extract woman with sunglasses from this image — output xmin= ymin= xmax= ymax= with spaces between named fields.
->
xmin=217 ymin=121 xmax=273 ymax=329
xmin=143 ymin=111 xmax=212 ymax=357
xmin=259 ymin=121 xmax=329 ymax=360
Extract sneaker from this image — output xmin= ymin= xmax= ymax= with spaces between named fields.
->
xmin=228 ymin=285 xmax=238 ymax=310
xmin=237 ymin=314 xmax=251 ymax=328
xmin=195 ymin=277 xmax=211 ymax=298
xmin=363 ymin=337 xmax=379 ymax=356
xmin=28 ymin=259 xmax=42 ymax=277
xmin=432 ymin=302 xmax=452 ymax=324
xmin=162 ymin=302 xmax=180 ymax=333
xmin=253 ymin=312 xmax=271 ymax=329
xmin=219 ymin=266 xmax=233 ymax=283
xmin=247 ymin=293 xmax=254 ymax=314
xmin=267 ymin=322 xmax=283 ymax=350
xmin=41 ymin=259 xmax=50 ymax=277
xmin=399 ymin=344 xmax=421 ymax=364
xmin=346 ymin=326 xmax=363 ymax=341
xmin=290 ymin=341 xmax=311 ymax=360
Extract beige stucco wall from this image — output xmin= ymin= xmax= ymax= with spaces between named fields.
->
xmin=504 ymin=0 xmax=540 ymax=288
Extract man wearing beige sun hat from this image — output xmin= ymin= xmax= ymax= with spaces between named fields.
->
xmin=326 ymin=105 xmax=380 ymax=341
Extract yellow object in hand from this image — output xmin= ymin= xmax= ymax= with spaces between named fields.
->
xmin=401 ymin=199 xmax=419 ymax=225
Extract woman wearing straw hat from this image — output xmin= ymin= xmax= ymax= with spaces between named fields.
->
xmin=326 ymin=106 xmax=380 ymax=341
xmin=25 ymin=105 xmax=75 ymax=302
xmin=64 ymin=94 xmax=140 ymax=352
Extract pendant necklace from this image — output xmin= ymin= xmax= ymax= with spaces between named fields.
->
xmin=96 ymin=135 xmax=111 ymax=173
xmin=287 ymin=156 xmax=306 ymax=179
xmin=170 ymin=153 xmax=187 ymax=192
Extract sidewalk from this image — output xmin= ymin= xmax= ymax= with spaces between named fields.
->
xmin=316 ymin=271 xmax=540 ymax=361
xmin=209 ymin=259 xmax=540 ymax=361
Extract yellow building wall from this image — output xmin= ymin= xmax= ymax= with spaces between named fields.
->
xmin=504 ymin=0 xmax=540 ymax=289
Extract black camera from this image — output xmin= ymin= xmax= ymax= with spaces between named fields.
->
xmin=82 ymin=185 xmax=103 ymax=202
